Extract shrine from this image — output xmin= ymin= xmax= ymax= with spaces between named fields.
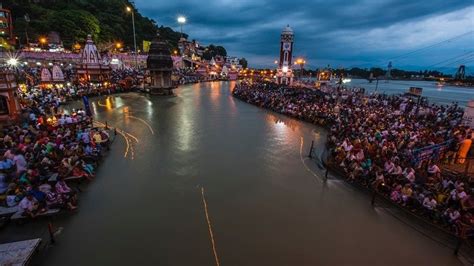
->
xmin=75 ymin=35 xmax=110 ymax=83
xmin=146 ymin=34 xmax=174 ymax=95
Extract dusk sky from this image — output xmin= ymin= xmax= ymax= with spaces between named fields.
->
xmin=135 ymin=0 xmax=474 ymax=70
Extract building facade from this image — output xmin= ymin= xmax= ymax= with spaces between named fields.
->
xmin=0 ymin=70 xmax=20 ymax=122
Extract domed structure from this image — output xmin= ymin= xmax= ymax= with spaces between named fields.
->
xmin=282 ymin=25 xmax=294 ymax=35
xmin=75 ymin=34 xmax=110 ymax=83
xmin=146 ymin=34 xmax=174 ymax=94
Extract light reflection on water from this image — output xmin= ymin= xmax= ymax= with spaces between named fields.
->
xmin=36 ymin=82 xmax=461 ymax=266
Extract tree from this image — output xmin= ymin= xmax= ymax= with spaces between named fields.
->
xmin=48 ymin=10 xmax=100 ymax=47
xmin=215 ymin=45 xmax=227 ymax=56
xmin=239 ymin=58 xmax=248 ymax=68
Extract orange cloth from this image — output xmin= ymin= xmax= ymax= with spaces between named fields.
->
xmin=457 ymin=139 xmax=472 ymax=164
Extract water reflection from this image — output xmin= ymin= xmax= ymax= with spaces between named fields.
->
xmin=210 ymin=81 xmax=221 ymax=106
xmin=266 ymin=114 xmax=301 ymax=133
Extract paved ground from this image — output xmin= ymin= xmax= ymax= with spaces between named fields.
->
xmin=1 ymin=81 xmax=465 ymax=265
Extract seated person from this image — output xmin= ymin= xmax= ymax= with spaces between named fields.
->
xmin=18 ymin=193 xmax=39 ymax=218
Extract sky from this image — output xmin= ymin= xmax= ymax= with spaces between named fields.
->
xmin=134 ymin=0 xmax=474 ymax=71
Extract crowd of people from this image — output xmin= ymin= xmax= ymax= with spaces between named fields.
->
xmin=233 ymin=81 xmax=474 ymax=237
xmin=0 ymin=84 xmax=112 ymax=220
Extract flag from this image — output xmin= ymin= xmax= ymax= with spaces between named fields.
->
xmin=143 ymin=40 xmax=151 ymax=53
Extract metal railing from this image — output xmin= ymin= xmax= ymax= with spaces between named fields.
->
xmin=307 ymin=143 xmax=474 ymax=263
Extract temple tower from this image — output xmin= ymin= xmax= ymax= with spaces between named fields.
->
xmin=276 ymin=25 xmax=294 ymax=85
xmin=75 ymin=34 xmax=110 ymax=83
xmin=146 ymin=34 xmax=174 ymax=95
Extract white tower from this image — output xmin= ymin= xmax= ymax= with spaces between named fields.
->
xmin=276 ymin=25 xmax=294 ymax=85
xmin=386 ymin=61 xmax=393 ymax=79
xmin=81 ymin=35 xmax=101 ymax=64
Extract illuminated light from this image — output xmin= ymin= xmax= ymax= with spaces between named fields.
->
xmin=126 ymin=6 xmax=132 ymax=12
xmin=116 ymin=42 xmax=122 ymax=49
xmin=282 ymin=66 xmax=288 ymax=73
xmin=36 ymin=62 xmax=41 ymax=66
xmin=48 ymin=62 xmax=53 ymax=66
xmin=342 ymin=78 xmax=351 ymax=84
xmin=177 ymin=16 xmax=186 ymax=24
xmin=7 ymin=58 xmax=18 ymax=66
xmin=274 ymin=60 xmax=278 ymax=64
xmin=39 ymin=37 xmax=47 ymax=44
xmin=66 ymin=82 xmax=71 ymax=86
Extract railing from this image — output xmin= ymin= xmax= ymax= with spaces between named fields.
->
xmin=440 ymin=156 xmax=474 ymax=180
xmin=307 ymin=143 xmax=474 ymax=263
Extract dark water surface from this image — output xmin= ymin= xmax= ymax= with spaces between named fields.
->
xmin=3 ymin=81 xmax=464 ymax=265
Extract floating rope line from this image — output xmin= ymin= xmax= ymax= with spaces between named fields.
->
xmin=201 ymin=187 xmax=221 ymax=266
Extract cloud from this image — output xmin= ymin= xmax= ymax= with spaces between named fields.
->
xmin=135 ymin=0 xmax=474 ymax=69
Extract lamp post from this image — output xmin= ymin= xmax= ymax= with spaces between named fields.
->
xmin=294 ymin=58 xmax=306 ymax=80
xmin=39 ymin=37 xmax=47 ymax=50
xmin=177 ymin=16 xmax=186 ymax=39
xmin=126 ymin=6 xmax=138 ymax=68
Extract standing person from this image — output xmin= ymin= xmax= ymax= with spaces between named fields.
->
xmin=13 ymin=150 xmax=28 ymax=176
xmin=457 ymin=136 xmax=472 ymax=164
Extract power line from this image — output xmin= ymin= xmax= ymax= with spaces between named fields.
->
xmin=426 ymin=51 xmax=473 ymax=68
xmin=439 ymin=55 xmax=474 ymax=68
xmin=387 ymin=31 xmax=473 ymax=61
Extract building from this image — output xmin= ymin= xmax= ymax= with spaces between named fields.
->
xmin=75 ymin=35 xmax=110 ymax=83
xmin=275 ymin=25 xmax=294 ymax=85
xmin=0 ymin=4 xmax=15 ymax=49
xmin=0 ymin=70 xmax=20 ymax=122
xmin=146 ymin=34 xmax=174 ymax=94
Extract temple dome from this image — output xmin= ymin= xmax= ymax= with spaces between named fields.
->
xmin=81 ymin=34 xmax=101 ymax=65
xmin=282 ymin=25 xmax=294 ymax=35
xmin=147 ymin=34 xmax=173 ymax=71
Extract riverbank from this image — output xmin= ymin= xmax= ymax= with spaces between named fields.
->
xmin=0 ymin=86 xmax=124 ymax=263
xmin=232 ymin=81 xmax=473 ymax=261
xmin=1 ymin=83 xmax=462 ymax=265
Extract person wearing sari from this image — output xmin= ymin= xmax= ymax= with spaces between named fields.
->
xmin=457 ymin=136 xmax=472 ymax=164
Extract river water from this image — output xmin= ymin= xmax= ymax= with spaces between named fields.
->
xmin=347 ymin=78 xmax=473 ymax=107
xmin=1 ymin=81 xmax=466 ymax=265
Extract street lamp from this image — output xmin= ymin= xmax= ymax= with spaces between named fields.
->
xmin=39 ymin=37 xmax=47 ymax=50
xmin=177 ymin=16 xmax=186 ymax=39
xmin=126 ymin=6 xmax=138 ymax=68
xmin=294 ymin=58 xmax=306 ymax=80
xmin=116 ymin=42 xmax=123 ymax=51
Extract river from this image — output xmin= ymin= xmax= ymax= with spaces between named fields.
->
xmin=347 ymin=78 xmax=473 ymax=107
xmin=1 ymin=81 xmax=465 ymax=265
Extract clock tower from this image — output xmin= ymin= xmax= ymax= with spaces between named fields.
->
xmin=276 ymin=25 xmax=294 ymax=85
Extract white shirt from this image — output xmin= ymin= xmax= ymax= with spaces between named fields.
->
xmin=19 ymin=197 xmax=37 ymax=212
